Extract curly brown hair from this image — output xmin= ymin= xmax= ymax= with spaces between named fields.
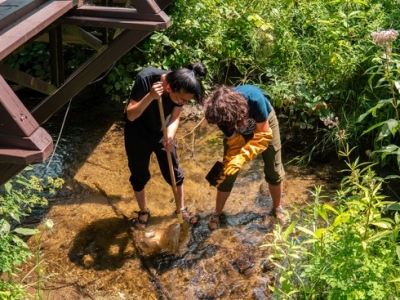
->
xmin=204 ymin=86 xmax=249 ymax=130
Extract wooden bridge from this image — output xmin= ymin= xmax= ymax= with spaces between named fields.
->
xmin=0 ymin=0 xmax=173 ymax=186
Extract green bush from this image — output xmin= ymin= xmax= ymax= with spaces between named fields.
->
xmin=0 ymin=172 xmax=63 ymax=299
xmin=263 ymin=124 xmax=400 ymax=299
xmin=107 ymin=0 xmax=398 ymax=168
xmin=5 ymin=0 xmax=400 ymax=168
xmin=265 ymin=167 xmax=400 ymax=298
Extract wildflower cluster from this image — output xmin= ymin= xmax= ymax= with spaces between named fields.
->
xmin=371 ymin=29 xmax=399 ymax=54
xmin=371 ymin=29 xmax=399 ymax=45
xmin=323 ymin=116 xmax=339 ymax=129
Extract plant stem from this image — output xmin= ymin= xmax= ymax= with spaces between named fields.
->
xmin=383 ymin=45 xmax=399 ymax=121
xmin=363 ymin=193 xmax=372 ymax=241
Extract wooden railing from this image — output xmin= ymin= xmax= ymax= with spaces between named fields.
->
xmin=0 ymin=0 xmax=173 ymax=186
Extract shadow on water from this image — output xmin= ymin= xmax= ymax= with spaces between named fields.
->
xmin=68 ymin=217 xmax=132 ymax=270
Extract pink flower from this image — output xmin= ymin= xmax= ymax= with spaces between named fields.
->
xmin=371 ymin=29 xmax=399 ymax=45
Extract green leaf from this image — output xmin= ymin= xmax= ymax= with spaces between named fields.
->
xmin=13 ymin=227 xmax=38 ymax=235
xmin=396 ymin=246 xmax=400 ymax=261
xmin=315 ymin=228 xmax=326 ymax=239
xmin=15 ymin=177 xmax=32 ymax=188
xmin=374 ymin=144 xmax=399 ymax=153
xmin=4 ymin=181 xmax=12 ymax=194
xmin=384 ymin=202 xmax=400 ymax=211
xmin=297 ymin=226 xmax=316 ymax=237
xmin=383 ymin=175 xmax=400 ymax=180
xmin=0 ymin=220 xmax=11 ymax=233
xmin=288 ymin=253 xmax=300 ymax=259
xmin=361 ymin=120 xmax=386 ymax=135
xmin=398 ymin=148 xmax=400 ymax=168
xmin=353 ymin=0 xmax=369 ymax=5
xmin=302 ymin=238 xmax=319 ymax=244
xmin=268 ymin=285 xmax=284 ymax=296
xmin=377 ymin=119 xmax=399 ymax=141
xmin=114 ymin=82 xmax=122 ymax=91
xmin=12 ymin=235 xmax=25 ymax=245
xmin=361 ymin=241 xmax=367 ymax=251
xmin=10 ymin=212 xmax=21 ymax=223
xmin=348 ymin=11 xmax=361 ymax=18
xmin=322 ymin=203 xmax=338 ymax=214
xmin=332 ymin=213 xmax=350 ymax=227
xmin=0 ymin=292 xmax=11 ymax=296
xmin=319 ymin=208 xmax=329 ymax=222
xmin=283 ymin=221 xmax=296 ymax=241
xmin=367 ymin=230 xmax=392 ymax=242
xmin=370 ymin=221 xmax=392 ymax=229
xmin=357 ymin=100 xmax=388 ymax=123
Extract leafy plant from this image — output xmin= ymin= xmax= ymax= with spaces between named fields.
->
xmin=358 ymin=29 xmax=400 ymax=170
xmin=5 ymin=0 xmax=400 ymax=170
xmin=0 ymin=171 xmax=63 ymax=299
xmin=125 ymin=0 xmax=398 ymax=167
xmin=262 ymin=121 xmax=400 ymax=299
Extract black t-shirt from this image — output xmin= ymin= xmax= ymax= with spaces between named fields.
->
xmin=126 ymin=67 xmax=181 ymax=139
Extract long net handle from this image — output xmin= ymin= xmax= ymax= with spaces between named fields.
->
xmin=158 ymin=97 xmax=183 ymax=223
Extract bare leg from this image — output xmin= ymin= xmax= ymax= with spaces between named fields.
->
xmin=269 ymin=181 xmax=288 ymax=223
xmin=215 ymin=190 xmax=231 ymax=214
xmin=208 ymin=190 xmax=231 ymax=230
xmin=134 ymin=189 xmax=150 ymax=228
xmin=134 ymin=189 xmax=147 ymax=211
xmin=269 ymin=182 xmax=283 ymax=210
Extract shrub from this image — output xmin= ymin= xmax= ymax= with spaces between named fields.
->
xmin=0 ymin=171 xmax=63 ymax=299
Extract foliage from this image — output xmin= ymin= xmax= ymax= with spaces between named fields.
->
xmin=6 ymin=42 xmax=93 ymax=80
xmin=4 ymin=0 xmax=400 ymax=168
xmin=0 ymin=171 xmax=63 ymax=299
xmin=262 ymin=122 xmax=400 ymax=299
xmin=358 ymin=29 xmax=400 ymax=169
xmin=115 ymin=0 xmax=398 ymax=169
xmin=264 ymin=178 xmax=400 ymax=299
xmin=102 ymin=59 xmax=138 ymax=103
xmin=6 ymin=43 xmax=51 ymax=78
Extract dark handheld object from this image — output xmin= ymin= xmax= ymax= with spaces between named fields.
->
xmin=206 ymin=161 xmax=225 ymax=186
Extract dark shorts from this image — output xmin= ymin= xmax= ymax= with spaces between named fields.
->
xmin=124 ymin=123 xmax=184 ymax=191
xmin=217 ymin=110 xmax=285 ymax=192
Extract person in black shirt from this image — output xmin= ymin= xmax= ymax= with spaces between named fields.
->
xmin=125 ymin=62 xmax=207 ymax=229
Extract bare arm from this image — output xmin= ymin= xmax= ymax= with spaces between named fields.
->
xmin=162 ymin=106 xmax=182 ymax=152
xmin=256 ymin=120 xmax=270 ymax=132
xmin=126 ymin=82 xmax=163 ymax=121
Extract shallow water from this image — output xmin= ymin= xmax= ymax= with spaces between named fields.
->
xmin=18 ymin=95 xmax=343 ymax=299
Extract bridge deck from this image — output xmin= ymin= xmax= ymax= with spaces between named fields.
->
xmin=0 ymin=0 xmax=173 ymax=186
xmin=0 ymin=0 xmax=77 ymax=61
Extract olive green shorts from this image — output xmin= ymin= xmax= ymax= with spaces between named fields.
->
xmin=217 ymin=110 xmax=285 ymax=192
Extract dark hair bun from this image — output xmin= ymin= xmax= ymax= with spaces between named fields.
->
xmin=187 ymin=62 xmax=207 ymax=77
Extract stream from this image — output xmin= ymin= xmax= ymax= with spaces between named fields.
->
xmin=18 ymin=91 xmax=343 ymax=300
